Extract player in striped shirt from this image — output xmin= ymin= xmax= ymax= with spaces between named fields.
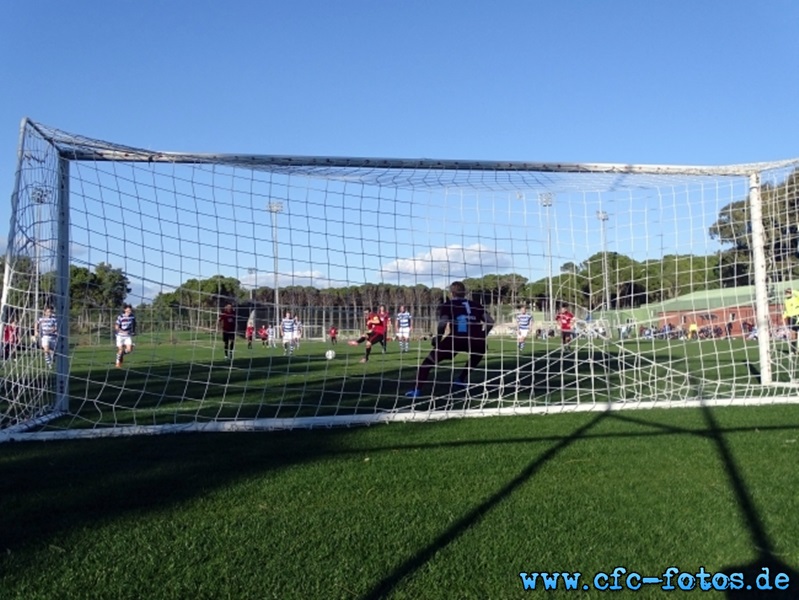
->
xmin=280 ymin=311 xmax=296 ymax=355
xmin=516 ymin=305 xmax=533 ymax=351
xmin=114 ymin=304 xmax=136 ymax=368
xmin=35 ymin=307 xmax=58 ymax=368
xmin=395 ymin=306 xmax=412 ymax=353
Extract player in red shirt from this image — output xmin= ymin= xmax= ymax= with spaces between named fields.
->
xmin=377 ymin=305 xmax=391 ymax=353
xmin=555 ymin=306 xmax=575 ymax=345
xmin=245 ymin=323 xmax=255 ymax=349
xmin=258 ymin=324 xmax=268 ymax=346
xmin=3 ymin=317 xmax=18 ymax=362
xmin=218 ymin=303 xmax=237 ymax=360
xmin=348 ymin=308 xmax=387 ymax=363
xmin=329 ymin=325 xmax=338 ymax=345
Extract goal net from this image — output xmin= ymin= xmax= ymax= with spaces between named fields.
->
xmin=3 ymin=119 xmax=799 ymax=441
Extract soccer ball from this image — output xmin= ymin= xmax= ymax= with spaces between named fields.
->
xmin=325 ymin=350 xmax=336 ymax=360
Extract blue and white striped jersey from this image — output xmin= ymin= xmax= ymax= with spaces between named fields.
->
xmin=37 ymin=315 xmax=57 ymax=336
xmin=396 ymin=311 xmax=412 ymax=328
xmin=281 ymin=317 xmax=296 ymax=334
xmin=116 ymin=313 xmax=136 ymax=335
xmin=516 ymin=313 xmax=533 ymax=330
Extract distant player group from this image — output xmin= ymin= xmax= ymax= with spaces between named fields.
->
xmin=39 ymin=281 xmax=799 ymax=402
xmin=346 ymin=304 xmax=412 ymax=363
xmin=219 ymin=304 xmax=302 ymax=360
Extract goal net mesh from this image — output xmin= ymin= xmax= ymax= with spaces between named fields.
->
xmin=3 ymin=120 xmax=799 ymax=440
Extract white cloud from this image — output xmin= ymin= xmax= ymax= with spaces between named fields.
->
xmin=126 ymin=279 xmax=174 ymax=305
xmin=380 ymin=243 xmax=513 ymax=287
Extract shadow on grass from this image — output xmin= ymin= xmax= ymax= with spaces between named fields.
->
xmin=4 ymin=407 xmax=799 ymax=598
xmin=608 ymin=409 xmax=799 ymax=598
xmin=701 ymin=406 xmax=799 ymax=599
xmin=0 ymin=428 xmax=363 ymax=555
xmin=360 ymin=411 xmax=610 ymax=599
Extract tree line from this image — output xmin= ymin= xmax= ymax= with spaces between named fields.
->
xmin=2 ymin=167 xmax=797 ymax=329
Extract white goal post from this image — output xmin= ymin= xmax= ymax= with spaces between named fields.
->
xmin=2 ymin=118 xmax=799 ymax=441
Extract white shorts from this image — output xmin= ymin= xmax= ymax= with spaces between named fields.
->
xmin=517 ymin=329 xmax=530 ymax=340
xmin=116 ymin=334 xmax=133 ymax=347
xmin=41 ymin=335 xmax=56 ymax=350
xmin=283 ymin=333 xmax=294 ymax=344
xmin=293 ymin=331 xmax=302 ymax=340
xmin=397 ymin=327 xmax=411 ymax=339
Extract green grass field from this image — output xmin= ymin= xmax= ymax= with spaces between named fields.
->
xmin=4 ymin=331 xmax=799 ymax=436
xmin=2 ymin=404 xmax=799 ymax=598
xmin=45 ymin=332 xmax=799 ymax=430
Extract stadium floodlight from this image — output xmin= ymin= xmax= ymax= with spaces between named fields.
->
xmin=267 ymin=202 xmax=283 ymax=321
xmin=3 ymin=118 xmax=799 ymax=442
xmin=597 ymin=210 xmax=610 ymax=312
xmin=31 ymin=186 xmax=50 ymax=317
xmin=539 ymin=192 xmax=555 ymax=320
xmin=247 ymin=267 xmax=257 ymax=302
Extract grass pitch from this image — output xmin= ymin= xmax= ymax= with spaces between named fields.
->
xmin=2 ymin=404 xmax=799 ymax=598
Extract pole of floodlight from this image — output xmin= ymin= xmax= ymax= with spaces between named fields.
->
xmin=268 ymin=202 xmax=283 ymax=322
xmin=247 ymin=268 xmax=257 ymax=303
xmin=539 ymin=193 xmax=555 ymax=321
xmin=32 ymin=187 xmax=49 ymax=317
xmin=597 ymin=210 xmax=610 ymax=312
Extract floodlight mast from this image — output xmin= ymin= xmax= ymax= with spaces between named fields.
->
xmin=539 ymin=193 xmax=555 ymax=320
xmin=268 ymin=202 xmax=283 ymax=322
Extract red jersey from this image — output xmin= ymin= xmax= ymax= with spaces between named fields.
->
xmin=245 ymin=325 xmax=254 ymax=339
xmin=258 ymin=326 xmax=268 ymax=339
xmin=218 ymin=311 xmax=236 ymax=333
xmin=3 ymin=324 xmax=17 ymax=344
xmin=365 ymin=312 xmax=386 ymax=335
xmin=556 ymin=310 xmax=575 ymax=331
xmin=329 ymin=326 xmax=338 ymax=337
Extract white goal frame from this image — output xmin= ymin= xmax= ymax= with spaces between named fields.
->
xmin=3 ymin=118 xmax=799 ymax=441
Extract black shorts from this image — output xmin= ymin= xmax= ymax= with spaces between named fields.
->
xmin=367 ymin=332 xmax=385 ymax=346
xmin=789 ymin=317 xmax=799 ymax=332
xmin=223 ymin=331 xmax=236 ymax=343
xmin=434 ymin=335 xmax=486 ymax=359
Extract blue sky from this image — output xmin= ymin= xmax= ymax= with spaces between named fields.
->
xmin=2 ymin=1 xmax=799 ymax=302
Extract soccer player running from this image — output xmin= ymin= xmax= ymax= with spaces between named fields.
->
xmin=246 ymin=322 xmax=255 ymax=349
xmin=329 ymin=325 xmax=339 ymax=345
xmin=405 ymin=281 xmax=494 ymax=398
xmin=218 ymin=303 xmax=237 ymax=360
xmin=395 ymin=305 xmax=412 ymax=353
xmin=516 ymin=305 xmax=533 ymax=351
xmin=556 ymin=305 xmax=575 ymax=345
xmin=348 ymin=308 xmax=386 ymax=363
xmin=114 ymin=304 xmax=136 ymax=368
xmin=35 ymin=307 xmax=58 ymax=368
xmin=280 ymin=311 xmax=296 ymax=355
xmin=783 ymin=288 xmax=799 ymax=354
